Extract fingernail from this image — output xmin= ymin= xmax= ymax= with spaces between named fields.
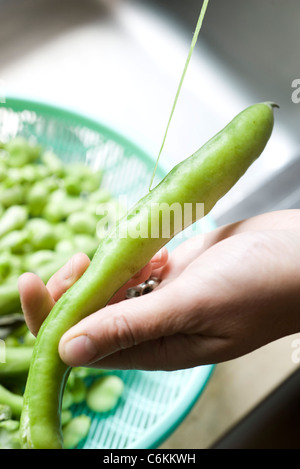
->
xmin=63 ymin=257 xmax=74 ymax=280
xmin=151 ymin=249 xmax=162 ymax=263
xmin=61 ymin=335 xmax=98 ymax=366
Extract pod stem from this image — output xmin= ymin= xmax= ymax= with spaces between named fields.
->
xmin=148 ymin=0 xmax=210 ymax=191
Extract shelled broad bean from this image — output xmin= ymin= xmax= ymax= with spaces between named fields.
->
xmin=0 ymin=137 xmax=125 ymax=448
xmin=0 ymin=324 xmax=124 ymax=449
xmin=0 ymin=137 xmax=119 ymax=316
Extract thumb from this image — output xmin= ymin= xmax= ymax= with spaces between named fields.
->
xmin=58 ymin=281 xmax=186 ymax=368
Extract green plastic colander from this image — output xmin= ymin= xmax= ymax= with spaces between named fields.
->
xmin=0 ymin=96 xmax=215 ymax=449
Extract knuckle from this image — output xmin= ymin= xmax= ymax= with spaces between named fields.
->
xmin=112 ymin=312 xmax=136 ymax=350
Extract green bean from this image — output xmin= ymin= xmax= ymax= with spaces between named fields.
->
xmin=22 ymin=329 xmax=36 ymax=347
xmin=63 ymin=164 xmax=95 ymax=195
xmin=63 ymin=175 xmax=82 ymax=196
xmin=61 ymin=386 xmax=74 ymax=411
xmin=72 ymin=234 xmax=99 ymax=258
xmin=80 ymin=169 xmax=102 ymax=193
xmin=33 ymin=252 xmax=74 ymax=284
xmin=0 ymin=253 xmax=12 ymax=281
xmin=0 ymin=184 xmax=25 ymax=208
xmin=43 ymin=190 xmax=85 ymax=223
xmin=7 ymin=322 xmax=29 ymax=340
xmin=55 ymin=239 xmax=75 ymax=255
xmin=8 ymin=254 xmax=23 ymax=276
xmin=86 ymin=375 xmax=124 ymax=413
xmin=0 ymin=385 xmax=23 ymax=418
xmin=62 ymin=195 xmax=85 ymax=218
xmin=0 ymin=346 xmax=33 ymax=381
xmin=0 ymin=206 xmax=28 ymax=238
xmin=0 ymin=404 xmax=12 ymax=421
xmin=0 ymin=161 xmax=7 ymax=182
xmin=55 ymin=235 xmax=97 ymax=258
xmin=6 ymin=167 xmax=25 ymax=186
xmin=4 ymin=137 xmax=41 ymax=168
xmin=71 ymin=367 xmax=106 ymax=379
xmin=35 ymin=164 xmax=50 ymax=181
xmin=0 ymin=322 xmax=29 ymax=346
xmin=66 ymin=212 xmax=97 ymax=236
xmin=0 ymin=230 xmax=30 ymax=254
xmin=53 ymin=222 xmax=73 ymax=241
xmin=3 ymin=336 xmax=20 ymax=347
xmin=0 ymin=419 xmax=19 ymax=431
xmin=19 ymin=164 xmax=40 ymax=184
xmin=63 ymin=163 xmax=102 ymax=194
xmin=61 ymin=375 xmax=87 ymax=409
xmin=0 ymin=280 xmax=22 ymax=316
xmin=66 ymin=376 xmax=86 ymax=404
xmin=26 ymin=182 xmax=50 ymax=216
xmin=19 ymin=102 xmax=276 ymax=448
xmin=41 ymin=190 xmax=65 ymax=223
xmin=0 ymin=418 xmax=21 ymax=449
xmin=62 ymin=415 xmax=91 ymax=449
xmin=26 ymin=217 xmax=52 ymax=234
xmin=41 ymin=151 xmax=65 ymax=177
xmin=30 ymin=223 xmax=57 ymax=251
xmin=61 ymin=410 xmax=72 ymax=427
xmin=0 ymin=253 xmax=23 ymax=282
xmin=23 ymin=250 xmax=57 ymax=271
xmin=88 ymin=188 xmax=112 ymax=204
xmin=42 ymin=176 xmax=60 ymax=192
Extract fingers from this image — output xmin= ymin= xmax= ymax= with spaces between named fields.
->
xmin=150 ymin=246 xmax=169 ymax=269
xmin=18 ymin=253 xmax=91 ymax=336
xmin=59 ymin=278 xmax=188 ymax=368
xmin=84 ymin=334 xmax=226 ymax=371
xmin=46 ymin=252 xmax=90 ymax=302
xmin=58 ymin=273 xmax=230 ymax=370
xmin=18 ymin=248 xmax=168 ymax=337
xmin=59 ymin=228 xmax=298 ymax=370
xmin=18 ymin=273 xmax=55 ymax=336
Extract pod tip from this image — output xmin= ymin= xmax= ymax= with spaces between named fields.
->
xmin=264 ymin=101 xmax=280 ymax=109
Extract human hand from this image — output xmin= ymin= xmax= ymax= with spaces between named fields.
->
xmin=18 ymin=247 xmax=168 ymax=337
xmin=18 ymin=209 xmax=300 ymax=371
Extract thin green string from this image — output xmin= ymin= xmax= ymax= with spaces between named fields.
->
xmin=149 ymin=0 xmax=210 ymax=191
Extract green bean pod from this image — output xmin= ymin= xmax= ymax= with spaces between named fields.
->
xmin=20 ymin=103 xmax=276 ymax=448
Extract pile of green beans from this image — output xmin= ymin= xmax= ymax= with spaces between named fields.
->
xmin=0 ymin=137 xmax=125 ymax=448
xmin=0 ymin=323 xmax=125 ymax=448
xmin=0 ymin=136 xmax=120 ymax=317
